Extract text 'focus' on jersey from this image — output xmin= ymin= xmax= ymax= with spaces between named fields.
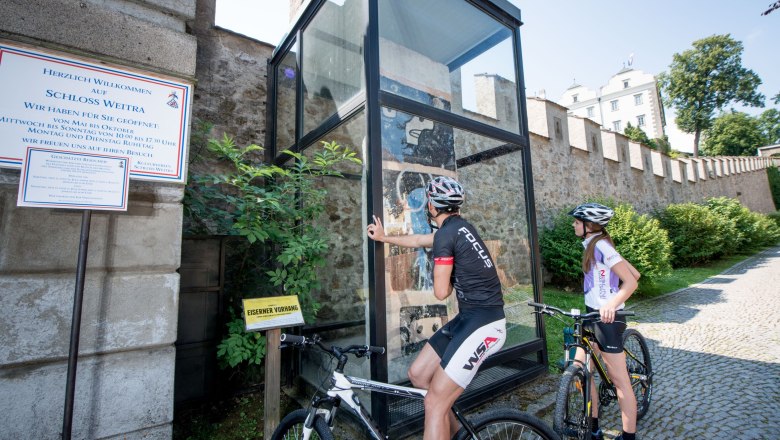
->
xmin=432 ymin=216 xmax=503 ymax=308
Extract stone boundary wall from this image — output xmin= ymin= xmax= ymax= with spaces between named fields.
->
xmin=0 ymin=0 xmax=197 ymax=438
xmin=527 ymin=97 xmax=778 ymax=228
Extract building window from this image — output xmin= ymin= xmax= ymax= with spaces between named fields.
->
xmin=572 ymin=94 xmax=578 ymax=103
xmin=634 ymin=93 xmax=643 ymax=105
xmin=613 ymin=120 xmax=621 ymax=132
xmin=637 ymin=114 xmax=645 ymax=127
xmin=586 ymin=106 xmax=594 ymax=117
xmin=623 ymin=80 xmax=629 ymax=89
xmin=611 ymin=100 xmax=619 ymax=111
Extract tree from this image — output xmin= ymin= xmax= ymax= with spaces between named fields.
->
xmin=773 ymin=92 xmax=780 ymax=105
xmin=658 ymin=34 xmax=765 ymax=157
xmin=758 ymin=108 xmax=780 ymax=145
xmin=762 ymin=1 xmax=780 ymax=15
xmin=701 ymin=111 xmax=765 ymax=156
xmin=623 ymin=122 xmax=654 ymax=147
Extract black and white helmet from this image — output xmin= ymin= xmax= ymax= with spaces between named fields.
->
xmin=568 ymin=203 xmax=614 ymax=226
xmin=426 ymin=176 xmax=464 ymax=209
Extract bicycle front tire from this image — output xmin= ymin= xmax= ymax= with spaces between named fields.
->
xmin=622 ymin=328 xmax=653 ymax=420
xmin=454 ymin=408 xmax=558 ymax=440
xmin=271 ymin=408 xmax=333 ymax=440
xmin=553 ymin=364 xmax=590 ymax=440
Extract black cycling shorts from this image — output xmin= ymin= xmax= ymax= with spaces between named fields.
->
xmin=585 ymin=306 xmax=627 ymax=353
xmin=427 ymin=306 xmax=506 ymax=388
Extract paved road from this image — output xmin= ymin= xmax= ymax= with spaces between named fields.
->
xmin=596 ymin=246 xmax=780 ymax=439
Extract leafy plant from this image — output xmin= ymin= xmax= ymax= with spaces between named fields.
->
xmin=185 ymin=134 xmax=362 ymax=373
xmin=606 ymin=202 xmax=673 ymax=289
xmin=656 ymin=203 xmax=727 ymax=267
xmin=217 ymin=315 xmax=266 ymax=369
xmin=539 ymin=209 xmax=582 ymax=288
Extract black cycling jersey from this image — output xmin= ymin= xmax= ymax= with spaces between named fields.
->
xmin=432 ymin=215 xmax=503 ymax=308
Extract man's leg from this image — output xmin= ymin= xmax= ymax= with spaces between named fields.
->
xmin=408 ymin=344 xmax=460 ymax=437
xmin=423 ymin=368 xmax=464 ymax=440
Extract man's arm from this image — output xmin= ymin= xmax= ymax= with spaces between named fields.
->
xmin=366 ymin=215 xmax=434 ymax=248
xmin=432 ymin=263 xmax=454 ymax=300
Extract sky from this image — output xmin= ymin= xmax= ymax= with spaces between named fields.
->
xmin=215 ymin=1 xmax=780 ymax=152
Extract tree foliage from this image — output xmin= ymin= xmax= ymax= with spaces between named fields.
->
xmin=658 ymin=34 xmax=765 ymax=156
xmin=701 ymin=111 xmax=765 ymax=156
xmin=623 ymin=122 xmax=653 ymax=147
xmin=758 ymin=108 xmax=780 ymax=145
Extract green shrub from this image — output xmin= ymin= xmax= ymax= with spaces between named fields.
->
xmin=656 ymin=203 xmax=726 ymax=267
xmin=704 ymin=197 xmax=748 ymax=251
xmin=706 ymin=197 xmax=780 ymax=249
xmin=540 ymin=201 xmax=673 ymax=289
xmin=768 ymin=211 xmax=780 ymax=227
xmin=768 ymin=166 xmax=780 ymax=209
xmin=539 ymin=210 xmax=582 ymax=288
xmin=607 ymin=203 xmax=673 ymax=288
xmin=744 ymin=211 xmax=780 ymax=246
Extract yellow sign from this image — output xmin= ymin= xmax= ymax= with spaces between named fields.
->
xmin=243 ymin=296 xmax=304 ymax=332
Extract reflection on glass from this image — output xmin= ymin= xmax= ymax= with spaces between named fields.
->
xmin=379 ymin=0 xmax=520 ymax=133
xmin=381 ymin=108 xmax=533 ymax=383
xmin=303 ymin=111 xmax=365 ymax=176
xmin=276 ymin=43 xmax=298 ymax=151
xmin=298 ymin=111 xmax=367 ymax=382
xmin=302 ymin=0 xmax=365 ymax=137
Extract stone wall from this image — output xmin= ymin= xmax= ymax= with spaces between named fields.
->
xmin=0 ymin=0 xmax=196 ymax=438
xmin=527 ymin=97 xmax=777 ymax=229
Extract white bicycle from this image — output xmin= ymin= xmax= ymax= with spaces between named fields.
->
xmin=272 ymin=334 xmax=559 ymax=440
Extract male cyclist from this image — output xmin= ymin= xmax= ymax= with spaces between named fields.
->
xmin=366 ymin=176 xmax=506 ymax=440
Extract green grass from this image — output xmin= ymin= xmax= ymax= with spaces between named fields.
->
xmin=539 ymin=250 xmax=764 ymax=370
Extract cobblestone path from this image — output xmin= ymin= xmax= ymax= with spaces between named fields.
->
xmin=596 ymin=246 xmax=780 ymax=439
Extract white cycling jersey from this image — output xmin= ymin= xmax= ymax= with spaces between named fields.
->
xmin=582 ymin=234 xmax=625 ymax=310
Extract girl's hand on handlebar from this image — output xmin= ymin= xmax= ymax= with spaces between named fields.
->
xmin=600 ymin=304 xmax=617 ymax=323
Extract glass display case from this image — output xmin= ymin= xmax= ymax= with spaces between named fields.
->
xmin=268 ymin=0 xmax=545 ymax=433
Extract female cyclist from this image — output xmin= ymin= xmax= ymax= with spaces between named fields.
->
xmin=569 ymin=203 xmax=641 ymax=440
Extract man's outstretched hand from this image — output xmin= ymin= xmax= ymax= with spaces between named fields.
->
xmin=366 ymin=215 xmax=386 ymax=242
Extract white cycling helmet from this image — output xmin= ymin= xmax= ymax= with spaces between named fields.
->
xmin=426 ymin=176 xmax=464 ymax=210
xmin=568 ymin=203 xmax=614 ymax=226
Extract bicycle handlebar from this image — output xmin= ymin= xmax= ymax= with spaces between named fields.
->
xmin=280 ymin=333 xmax=386 ymax=357
xmin=527 ymin=301 xmax=635 ymax=320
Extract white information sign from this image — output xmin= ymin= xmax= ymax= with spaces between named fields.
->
xmin=0 ymin=41 xmax=192 ymax=183
xmin=17 ymin=147 xmax=130 ymax=211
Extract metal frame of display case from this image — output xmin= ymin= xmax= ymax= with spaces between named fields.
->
xmin=266 ymin=0 xmax=549 ymax=434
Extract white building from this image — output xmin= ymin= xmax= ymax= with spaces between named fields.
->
xmin=559 ymin=67 xmax=666 ymax=140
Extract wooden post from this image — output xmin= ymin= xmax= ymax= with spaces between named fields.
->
xmin=264 ymin=327 xmax=281 ymax=440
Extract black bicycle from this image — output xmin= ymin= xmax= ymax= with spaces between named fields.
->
xmin=272 ymin=334 xmax=560 ymax=440
xmin=528 ymin=302 xmax=652 ymax=440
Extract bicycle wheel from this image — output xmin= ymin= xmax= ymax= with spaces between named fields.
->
xmin=622 ymin=328 xmax=653 ymax=420
xmin=553 ymin=364 xmax=590 ymax=440
xmin=271 ymin=408 xmax=333 ymax=440
xmin=454 ymin=408 xmax=558 ymax=440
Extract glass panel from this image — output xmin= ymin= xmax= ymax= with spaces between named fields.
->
xmin=275 ymin=42 xmax=298 ymax=151
xmin=302 ymin=111 xmax=365 ymax=176
xmin=379 ymin=0 xmax=520 ymax=133
xmin=381 ymin=107 xmax=534 ymax=383
xmin=299 ymin=111 xmax=368 ymax=382
xmin=302 ymin=0 xmax=365 ymax=137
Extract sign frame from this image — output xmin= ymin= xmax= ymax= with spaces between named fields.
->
xmin=0 ymin=40 xmax=193 ymax=183
xmin=17 ymin=147 xmax=130 ymax=211
xmin=242 ymin=296 xmax=305 ymax=332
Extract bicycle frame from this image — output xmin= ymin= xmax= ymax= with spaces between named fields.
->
xmin=305 ymin=370 xmax=478 ymax=440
